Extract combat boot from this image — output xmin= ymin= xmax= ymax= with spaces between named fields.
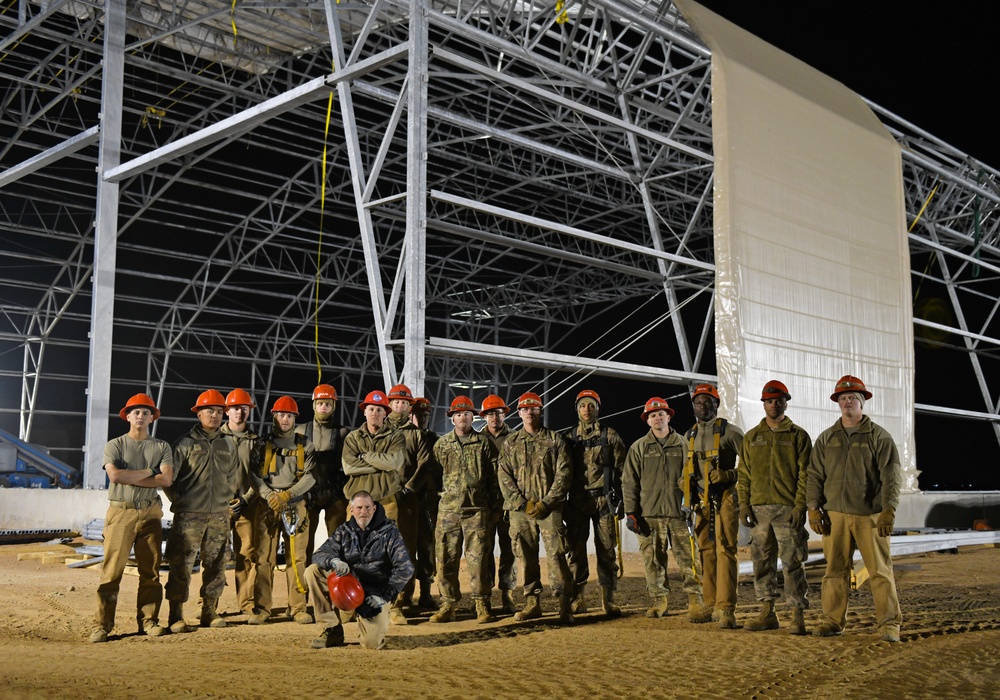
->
xmin=311 ymin=625 xmax=345 ymax=649
xmin=418 ymin=580 xmax=436 ymax=609
xmin=788 ymin=607 xmax=807 ymax=636
xmin=200 ymin=598 xmax=228 ymax=629
xmin=168 ymin=601 xmax=193 ymax=634
xmin=475 ymin=599 xmax=496 ymax=624
xmin=717 ymin=609 xmax=738 ymax=630
xmin=500 ymin=590 xmax=517 ymax=615
xmin=142 ymin=620 xmax=167 ymax=637
xmin=558 ymin=595 xmax=575 ymax=625
xmin=688 ymin=600 xmax=714 ymax=624
xmin=879 ymin=624 xmax=900 ymax=643
xmin=812 ymin=621 xmax=843 ymax=637
xmin=89 ymin=627 xmax=108 ymax=643
xmin=514 ymin=595 xmax=542 ymax=621
xmin=429 ymin=602 xmax=456 ymax=623
xmin=389 ymin=600 xmax=409 ymax=625
xmin=601 ymin=586 xmax=622 ymax=618
xmin=646 ymin=595 xmax=669 ymax=618
xmin=570 ymin=585 xmax=588 ymax=614
xmin=743 ymin=601 xmax=779 ymax=631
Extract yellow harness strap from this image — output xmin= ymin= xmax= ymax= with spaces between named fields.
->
xmin=261 ymin=440 xmax=305 ymax=480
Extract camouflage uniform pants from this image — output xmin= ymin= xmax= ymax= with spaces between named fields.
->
xmin=165 ymin=511 xmax=229 ymax=604
xmin=508 ymin=509 xmax=570 ymax=598
xmin=256 ymin=500 xmax=310 ymax=616
xmin=94 ymin=501 xmax=163 ymax=632
xmin=436 ymin=509 xmax=490 ymax=603
xmin=563 ymin=495 xmax=618 ymax=593
xmin=485 ymin=508 xmax=517 ymax=591
xmin=694 ymin=488 xmax=739 ymax=611
xmin=232 ymin=500 xmax=262 ymax=614
xmin=639 ymin=516 xmax=702 ymax=597
xmin=749 ymin=503 xmax=809 ymax=608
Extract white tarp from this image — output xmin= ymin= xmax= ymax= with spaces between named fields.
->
xmin=676 ymin=0 xmax=918 ymax=490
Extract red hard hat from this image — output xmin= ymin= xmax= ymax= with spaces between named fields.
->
xmin=760 ymin=380 xmax=791 ymax=402
xmin=412 ymin=397 xmax=431 ymax=413
xmin=830 ymin=375 xmax=872 ymax=402
xmin=479 ymin=394 xmax=508 ymax=416
xmin=191 ymin=389 xmax=226 ymax=413
xmin=447 ymin=395 xmax=476 ymax=416
xmin=641 ymin=397 xmax=675 ymax=421
xmin=517 ymin=392 xmax=543 ymax=410
xmin=326 ymin=571 xmax=365 ymax=612
xmin=119 ymin=393 xmax=160 ymax=421
xmin=312 ymin=384 xmax=338 ymax=401
xmin=575 ymin=389 xmax=601 ymax=407
xmin=225 ymin=388 xmax=256 ymax=408
xmin=387 ymin=384 xmax=414 ymax=403
xmin=360 ymin=390 xmax=390 ymax=411
xmin=691 ymin=383 xmax=720 ymax=401
xmin=271 ymin=395 xmax=299 ymax=415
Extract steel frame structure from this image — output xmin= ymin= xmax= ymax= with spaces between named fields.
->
xmin=0 ymin=0 xmax=997 ymax=488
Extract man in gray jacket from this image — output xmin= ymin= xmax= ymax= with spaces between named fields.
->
xmin=807 ymin=375 xmax=902 ymax=642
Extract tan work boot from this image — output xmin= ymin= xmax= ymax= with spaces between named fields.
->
xmin=788 ymin=607 xmax=807 ymax=635
xmin=389 ymin=601 xmax=409 ymax=626
xmin=601 ymin=586 xmax=622 ymax=618
xmin=880 ymin=624 xmax=900 ymax=643
xmin=812 ymin=621 xmax=843 ymax=637
xmin=514 ymin=594 xmax=542 ymax=621
xmin=570 ymin=585 xmax=588 ymax=614
xmin=475 ymin=599 xmax=496 ymax=624
xmin=429 ymin=602 xmax=456 ymax=623
xmin=717 ymin=609 xmax=738 ymax=630
xmin=688 ymin=601 xmax=714 ymax=624
xmin=744 ymin=601 xmax=779 ymax=631
xmin=200 ymin=598 xmax=228 ymax=629
xmin=89 ymin=627 xmax=108 ymax=643
xmin=168 ymin=601 xmax=193 ymax=634
xmin=143 ymin=620 xmax=167 ymax=637
xmin=500 ymin=590 xmax=517 ymax=615
xmin=558 ymin=595 xmax=575 ymax=625
xmin=646 ymin=595 xmax=669 ymax=618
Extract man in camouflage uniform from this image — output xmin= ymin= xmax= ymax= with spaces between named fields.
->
xmin=498 ymin=392 xmax=574 ymax=624
xmin=410 ymin=397 xmax=441 ymax=610
xmin=165 ymin=389 xmax=241 ymax=633
xmin=295 ymin=384 xmax=350 ymax=562
xmin=90 ymin=393 xmax=174 ymax=643
xmin=220 ymin=388 xmax=264 ymax=622
xmin=384 ymin=384 xmax=435 ymax=624
xmin=623 ymin=398 xmax=703 ymax=619
xmin=429 ymin=396 xmax=501 ymax=624
xmin=479 ymin=394 xmax=517 ymax=614
xmin=739 ymin=380 xmax=812 ymax=634
xmin=250 ymin=395 xmax=317 ymax=624
xmin=808 ymin=375 xmax=902 ymax=642
xmin=561 ymin=389 xmax=626 ymax=617
xmin=683 ymin=383 xmax=745 ymax=629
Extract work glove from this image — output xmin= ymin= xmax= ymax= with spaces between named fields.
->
xmin=808 ymin=508 xmax=831 ymax=536
xmin=523 ymin=499 xmax=537 ymax=515
xmin=625 ymin=513 xmax=650 ymax=536
xmin=532 ymin=501 xmax=551 ymax=519
xmin=739 ymin=505 xmax=756 ymax=528
xmin=329 ymin=558 xmax=350 ymax=576
xmin=397 ymin=485 xmax=413 ymax=499
xmin=356 ymin=594 xmax=388 ymax=620
xmin=266 ymin=490 xmax=292 ymax=513
xmin=709 ymin=468 xmax=735 ymax=485
xmin=876 ymin=507 xmax=895 ymax=537
xmin=229 ymin=497 xmax=247 ymax=518
xmin=786 ymin=505 xmax=807 ymax=530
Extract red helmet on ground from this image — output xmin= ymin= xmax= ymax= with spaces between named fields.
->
xmin=691 ymin=383 xmax=720 ymax=402
xmin=517 ymin=392 xmax=544 ymax=410
xmin=191 ymin=389 xmax=226 ymax=413
xmin=225 ymin=388 xmax=256 ymax=408
xmin=479 ymin=394 xmax=508 ymax=416
xmin=119 ymin=393 xmax=160 ymax=421
xmin=360 ymin=390 xmax=390 ymax=411
xmin=760 ymin=380 xmax=791 ymax=402
xmin=641 ymin=397 xmax=675 ymax=421
xmin=387 ymin=384 xmax=414 ymax=404
xmin=447 ymin=396 xmax=476 ymax=416
xmin=412 ymin=397 xmax=431 ymax=413
xmin=312 ymin=384 xmax=338 ymax=401
xmin=830 ymin=375 xmax=872 ymax=402
xmin=575 ymin=389 xmax=601 ymax=407
xmin=271 ymin=395 xmax=299 ymax=414
xmin=327 ymin=571 xmax=365 ymax=612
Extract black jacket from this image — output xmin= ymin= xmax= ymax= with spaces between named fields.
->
xmin=313 ymin=501 xmax=413 ymax=602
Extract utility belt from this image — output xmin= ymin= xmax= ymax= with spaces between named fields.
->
xmin=109 ymin=496 xmax=161 ymax=510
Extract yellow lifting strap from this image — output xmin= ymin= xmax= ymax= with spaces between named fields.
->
xmin=682 ymin=419 xmax=724 ymax=510
xmin=261 ymin=440 xmax=305 ymax=479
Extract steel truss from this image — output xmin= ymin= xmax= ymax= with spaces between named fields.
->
xmin=0 ymin=0 xmax=997 ymax=488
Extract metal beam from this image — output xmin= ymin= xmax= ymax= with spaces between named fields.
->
xmin=0 ymin=126 xmax=100 ymax=188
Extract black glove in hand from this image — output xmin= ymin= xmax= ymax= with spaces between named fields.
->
xmin=229 ymin=497 xmax=246 ymax=518
xmin=626 ymin=513 xmax=650 ymax=536
xmin=739 ymin=505 xmax=756 ymax=528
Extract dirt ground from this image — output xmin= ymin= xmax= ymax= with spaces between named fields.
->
xmin=1 ymin=540 xmax=998 ymax=700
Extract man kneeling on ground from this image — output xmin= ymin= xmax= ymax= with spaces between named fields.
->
xmin=305 ymin=491 xmax=414 ymax=649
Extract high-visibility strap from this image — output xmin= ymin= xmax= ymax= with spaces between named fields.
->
xmin=262 ymin=440 xmax=305 ymax=480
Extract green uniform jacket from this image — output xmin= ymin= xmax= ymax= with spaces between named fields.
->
xmin=498 ymin=426 xmax=571 ymax=512
xmin=221 ymin=423 xmax=260 ymax=503
xmin=737 ymin=416 xmax=811 ymax=508
xmin=168 ymin=425 xmax=240 ymax=514
xmin=479 ymin=424 xmax=512 ymax=449
xmin=562 ymin=420 xmax=626 ymax=505
xmin=252 ymin=428 xmax=316 ymax=502
xmin=387 ymin=412 xmax=437 ymax=493
xmin=622 ymin=429 xmax=687 ymax=518
xmin=806 ymin=415 xmax=901 ymax=515
xmin=434 ymin=430 xmax=500 ymax=513
xmin=342 ymin=422 xmax=406 ymax=501
xmin=295 ymin=418 xmax=350 ymax=495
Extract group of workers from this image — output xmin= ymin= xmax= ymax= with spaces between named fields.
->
xmin=90 ymin=372 xmax=903 ymax=650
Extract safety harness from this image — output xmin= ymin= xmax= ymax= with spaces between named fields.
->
xmin=262 ymin=434 xmax=308 ymax=595
xmin=566 ymin=423 xmax=625 ymax=578
xmin=682 ymin=418 xmax=727 ymax=545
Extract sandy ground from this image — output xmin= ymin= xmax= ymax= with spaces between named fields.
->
xmin=1 ymin=540 xmax=998 ymax=699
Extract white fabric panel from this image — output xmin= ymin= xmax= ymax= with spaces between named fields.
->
xmin=676 ymin=0 xmax=917 ymax=491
